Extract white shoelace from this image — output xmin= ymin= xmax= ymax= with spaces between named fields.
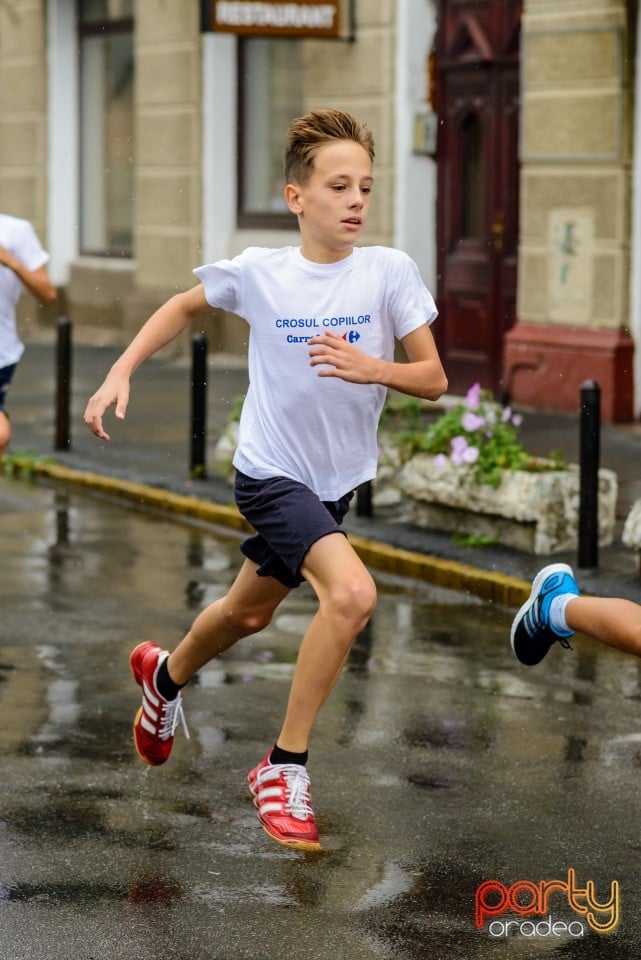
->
xmin=158 ymin=696 xmax=190 ymax=741
xmin=256 ymin=763 xmax=313 ymax=820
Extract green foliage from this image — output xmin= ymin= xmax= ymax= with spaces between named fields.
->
xmin=382 ymin=384 xmax=565 ymax=488
xmin=452 ymin=532 xmax=499 ymax=548
xmin=1 ymin=449 xmax=51 ymax=478
xmin=228 ymin=394 xmax=246 ymax=423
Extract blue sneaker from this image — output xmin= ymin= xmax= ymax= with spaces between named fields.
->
xmin=510 ymin=563 xmax=579 ymax=666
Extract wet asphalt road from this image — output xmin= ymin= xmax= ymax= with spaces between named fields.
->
xmin=2 ymin=476 xmax=641 ymax=959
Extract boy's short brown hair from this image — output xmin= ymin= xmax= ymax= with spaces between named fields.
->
xmin=284 ymin=108 xmax=375 ymax=185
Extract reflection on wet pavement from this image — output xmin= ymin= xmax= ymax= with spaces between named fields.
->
xmin=1 ymin=475 xmax=641 ymax=958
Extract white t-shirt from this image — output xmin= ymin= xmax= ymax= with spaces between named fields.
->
xmin=194 ymin=245 xmax=437 ymax=501
xmin=0 ymin=214 xmax=50 ymax=368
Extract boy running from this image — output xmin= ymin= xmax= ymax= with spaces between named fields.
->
xmin=84 ymin=108 xmax=447 ymax=851
xmin=0 ymin=214 xmax=57 ymax=455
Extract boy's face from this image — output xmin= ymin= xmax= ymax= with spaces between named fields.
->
xmin=285 ymin=140 xmax=373 ymax=263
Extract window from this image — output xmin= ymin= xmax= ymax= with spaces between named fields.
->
xmin=238 ymin=38 xmax=304 ymax=228
xmin=78 ymin=0 xmax=134 ymax=256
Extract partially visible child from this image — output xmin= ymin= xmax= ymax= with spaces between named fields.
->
xmin=84 ymin=108 xmax=448 ymax=852
xmin=511 ymin=563 xmax=641 ymax=665
xmin=0 ymin=214 xmax=57 ymax=455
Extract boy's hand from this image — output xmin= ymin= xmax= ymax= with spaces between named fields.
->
xmin=308 ymin=332 xmax=379 ymax=384
xmin=83 ymin=375 xmax=131 ymax=441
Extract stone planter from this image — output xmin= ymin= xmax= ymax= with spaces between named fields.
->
xmin=217 ymin=422 xmax=617 ymax=556
xmin=395 ymin=454 xmax=618 ymax=555
xmin=623 ymin=500 xmax=641 ymax=555
xmin=213 ymin=421 xmax=239 ymax=482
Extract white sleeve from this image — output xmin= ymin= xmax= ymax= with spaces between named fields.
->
xmin=193 ymin=257 xmax=242 ymax=313
xmin=387 ymin=252 xmax=438 ymax=340
xmin=16 ymin=221 xmax=49 ymax=272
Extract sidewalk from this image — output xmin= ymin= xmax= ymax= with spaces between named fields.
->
xmin=7 ymin=337 xmax=641 ymax=605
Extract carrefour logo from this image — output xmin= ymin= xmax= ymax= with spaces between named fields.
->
xmin=277 ymin=313 xmax=371 ymax=345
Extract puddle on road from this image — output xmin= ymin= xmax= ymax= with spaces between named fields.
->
xmin=3 ymin=477 xmax=641 ymax=956
xmin=3 ymin=476 xmax=640 ymax=784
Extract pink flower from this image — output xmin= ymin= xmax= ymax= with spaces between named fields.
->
xmin=465 ymin=383 xmax=481 ymax=409
xmin=450 ymin=435 xmax=470 ymax=466
xmin=511 ymin=413 xmax=523 ymax=426
xmin=461 ymin=411 xmax=485 ymax=432
xmin=501 ymin=406 xmax=512 ymax=422
xmin=434 ymin=453 xmax=448 ymax=470
xmin=462 ymin=445 xmax=479 ymax=464
xmin=449 ymin=435 xmax=479 ymax=467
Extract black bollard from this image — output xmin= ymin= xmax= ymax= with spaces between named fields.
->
xmin=356 ymin=480 xmax=373 ymax=518
xmin=578 ymin=379 xmax=601 ymax=569
xmin=190 ymin=332 xmax=208 ymax=479
xmin=54 ymin=315 xmax=72 ymax=451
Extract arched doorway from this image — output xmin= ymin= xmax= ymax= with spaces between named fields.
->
xmin=434 ymin=0 xmax=522 ymax=396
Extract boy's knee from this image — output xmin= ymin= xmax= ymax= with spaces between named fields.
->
xmin=328 ymin=574 xmax=377 ymax=630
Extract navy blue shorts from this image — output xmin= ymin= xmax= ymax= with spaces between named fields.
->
xmin=0 ymin=364 xmax=16 ymax=412
xmin=234 ymin=470 xmax=354 ymax=588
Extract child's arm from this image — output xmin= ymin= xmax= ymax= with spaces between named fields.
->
xmin=84 ymin=284 xmax=209 ymax=441
xmin=308 ymin=324 xmax=448 ymax=401
xmin=0 ymin=245 xmax=57 ymax=305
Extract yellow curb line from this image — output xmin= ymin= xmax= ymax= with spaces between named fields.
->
xmin=348 ymin=534 xmax=529 ymax=608
xmin=27 ymin=460 xmax=252 ymax=532
xmin=19 ymin=459 xmax=530 ymax=608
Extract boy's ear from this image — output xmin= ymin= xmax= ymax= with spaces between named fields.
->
xmin=285 ymin=182 xmax=303 ymax=215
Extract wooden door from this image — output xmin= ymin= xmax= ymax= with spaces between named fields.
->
xmin=434 ymin=0 xmax=522 ymax=396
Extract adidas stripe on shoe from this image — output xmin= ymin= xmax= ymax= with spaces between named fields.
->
xmin=510 ymin=563 xmax=579 ymax=666
xmin=130 ymin=641 xmax=189 ymax=766
xmin=248 ymin=750 xmax=320 ymax=852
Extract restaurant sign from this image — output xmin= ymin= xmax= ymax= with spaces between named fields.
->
xmin=201 ymin=1 xmax=344 ymax=38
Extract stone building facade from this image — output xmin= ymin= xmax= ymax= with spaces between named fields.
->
xmin=507 ymin=0 xmax=636 ymax=420
xmin=1 ymin=0 xmax=427 ymax=359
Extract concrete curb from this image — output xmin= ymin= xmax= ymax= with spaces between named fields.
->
xmin=348 ymin=534 xmax=529 ymax=607
xmin=10 ymin=457 xmax=530 ymax=609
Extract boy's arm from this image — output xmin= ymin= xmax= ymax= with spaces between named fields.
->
xmin=0 ymin=245 xmax=57 ymax=305
xmin=84 ymin=284 xmax=209 ymax=441
xmin=308 ymin=324 xmax=448 ymax=401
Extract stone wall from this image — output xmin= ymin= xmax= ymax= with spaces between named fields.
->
xmin=505 ymin=0 xmax=635 ymax=420
xmin=0 ymin=0 xmax=47 ymax=233
xmin=134 ymin=1 xmax=203 ymax=293
xmin=302 ymin=0 xmax=396 ymax=247
xmin=0 ymin=0 xmax=400 ymax=352
xmin=0 ymin=1 xmax=56 ymax=338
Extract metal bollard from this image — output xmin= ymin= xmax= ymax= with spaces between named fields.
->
xmin=54 ymin=315 xmax=72 ymax=451
xmin=190 ymin=332 xmax=208 ymax=479
xmin=356 ymin=480 xmax=373 ymax=518
xmin=578 ymin=379 xmax=601 ymax=569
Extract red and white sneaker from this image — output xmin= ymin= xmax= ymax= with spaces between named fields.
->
xmin=130 ymin=642 xmax=189 ymax=766
xmin=248 ymin=751 xmax=320 ymax=852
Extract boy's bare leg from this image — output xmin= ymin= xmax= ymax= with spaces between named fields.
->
xmin=276 ymin=533 xmax=377 ymax=753
xmin=167 ymin=558 xmax=291 ymax=685
xmin=131 ymin=558 xmax=289 ymax=768
xmin=0 ymin=411 xmax=10 ymax=455
xmin=565 ymin=596 xmax=641 ymax=657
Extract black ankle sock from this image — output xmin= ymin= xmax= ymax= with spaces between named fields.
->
xmin=270 ymin=744 xmax=308 ymax=766
xmin=156 ymin=657 xmax=184 ymax=701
